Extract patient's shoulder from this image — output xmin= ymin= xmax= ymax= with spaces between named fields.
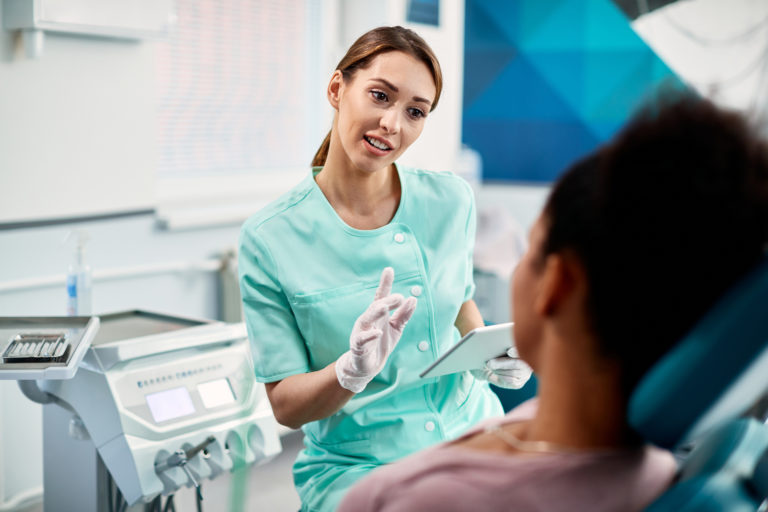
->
xmin=339 ymin=436 xmax=676 ymax=512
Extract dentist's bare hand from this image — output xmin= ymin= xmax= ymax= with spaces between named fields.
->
xmin=335 ymin=267 xmax=417 ymax=393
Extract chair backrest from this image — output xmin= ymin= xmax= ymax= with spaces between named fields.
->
xmin=627 ymin=258 xmax=768 ymax=511
xmin=644 ymin=418 xmax=768 ymax=512
xmin=628 ymin=258 xmax=768 ymax=450
xmin=752 ymin=445 xmax=768 ymax=507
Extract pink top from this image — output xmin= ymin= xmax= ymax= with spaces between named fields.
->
xmin=339 ymin=400 xmax=677 ymax=512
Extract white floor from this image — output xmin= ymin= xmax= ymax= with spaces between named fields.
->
xmin=21 ymin=430 xmax=304 ymax=512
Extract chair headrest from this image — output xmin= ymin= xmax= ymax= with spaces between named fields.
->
xmin=628 ymin=259 xmax=768 ymax=449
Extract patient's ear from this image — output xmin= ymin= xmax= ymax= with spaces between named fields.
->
xmin=535 ymin=252 xmax=584 ymax=316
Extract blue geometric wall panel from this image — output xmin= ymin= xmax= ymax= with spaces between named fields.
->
xmin=463 ymin=0 xmax=682 ymax=183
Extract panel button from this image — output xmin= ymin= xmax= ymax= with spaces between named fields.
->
xmin=418 ymin=341 xmax=429 ymax=352
xmin=424 ymin=421 xmax=435 ymax=432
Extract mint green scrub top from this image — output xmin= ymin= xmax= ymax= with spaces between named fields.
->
xmin=238 ymin=163 xmax=503 ymax=512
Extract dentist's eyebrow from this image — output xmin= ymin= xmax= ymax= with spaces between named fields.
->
xmin=370 ymin=78 xmax=433 ymax=108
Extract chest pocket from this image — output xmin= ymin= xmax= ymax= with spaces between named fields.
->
xmin=290 ymin=272 xmax=420 ymax=371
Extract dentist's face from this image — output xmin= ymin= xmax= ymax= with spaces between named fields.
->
xmin=328 ymin=51 xmax=436 ymax=174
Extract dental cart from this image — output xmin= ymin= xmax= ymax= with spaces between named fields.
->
xmin=0 ymin=310 xmax=281 ymax=511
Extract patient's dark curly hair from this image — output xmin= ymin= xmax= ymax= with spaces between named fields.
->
xmin=541 ymin=92 xmax=768 ymax=395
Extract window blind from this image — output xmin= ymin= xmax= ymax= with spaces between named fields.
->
xmin=155 ymin=0 xmax=315 ymax=179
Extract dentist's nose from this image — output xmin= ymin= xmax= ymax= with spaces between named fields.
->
xmin=380 ymin=108 xmax=400 ymax=134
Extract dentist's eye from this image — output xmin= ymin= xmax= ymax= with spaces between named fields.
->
xmin=371 ymin=90 xmax=388 ymax=102
xmin=408 ymin=107 xmax=426 ymax=119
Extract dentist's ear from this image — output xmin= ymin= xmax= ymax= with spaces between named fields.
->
xmin=327 ymin=70 xmax=344 ymax=110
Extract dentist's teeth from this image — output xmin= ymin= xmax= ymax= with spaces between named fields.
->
xmin=366 ymin=136 xmax=390 ymax=150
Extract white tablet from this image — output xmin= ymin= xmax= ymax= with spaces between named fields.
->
xmin=419 ymin=322 xmax=514 ymax=378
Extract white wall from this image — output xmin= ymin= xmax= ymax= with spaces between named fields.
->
xmin=632 ymin=0 xmax=768 ymax=129
xmin=0 ymin=30 xmax=156 ymax=224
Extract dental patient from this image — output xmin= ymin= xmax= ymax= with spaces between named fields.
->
xmin=338 ymin=94 xmax=768 ymax=512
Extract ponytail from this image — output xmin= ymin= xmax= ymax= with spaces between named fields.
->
xmin=312 ymin=130 xmax=332 ymax=167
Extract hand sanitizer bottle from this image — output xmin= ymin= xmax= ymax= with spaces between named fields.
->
xmin=65 ymin=230 xmax=92 ymax=316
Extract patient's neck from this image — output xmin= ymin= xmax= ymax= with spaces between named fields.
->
xmin=523 ymin=332 xmax=634 ymax=450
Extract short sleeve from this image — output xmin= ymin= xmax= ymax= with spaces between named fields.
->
xmin=238 ymin=225 xmax=310 ymax=382
xmin=463 ymin=186 xmax=477 ymax=302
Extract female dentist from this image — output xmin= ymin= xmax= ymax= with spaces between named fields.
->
xmin=238 ymin=26 xmax=529 ymax=512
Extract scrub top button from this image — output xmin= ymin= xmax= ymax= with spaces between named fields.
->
xmin=425 ymin=421 xmax=435 ymax=432
xmin=418 ymin=341 xmax=429 ymax=352
xmin=410 ymin=285 xmax=422 ymax=297
xmin=394 ymin=233 xmax=405 ymax=243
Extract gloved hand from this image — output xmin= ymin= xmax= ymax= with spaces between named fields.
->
xmin=335 ymin=267 xmax=417 ymax=393
xmin=472 ymin=346 xmax=533 ymax=389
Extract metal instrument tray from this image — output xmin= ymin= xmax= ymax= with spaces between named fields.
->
xmin=0 ymin=316 xmax=99 ymax=380
xmin=81 ymin=310 xmax=246 ymax=371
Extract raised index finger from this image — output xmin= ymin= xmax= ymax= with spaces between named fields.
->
xmin=374 ymin=267 xmax=395 ymax=301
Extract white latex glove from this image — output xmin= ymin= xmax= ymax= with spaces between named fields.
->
xmin=335 ymin=267 xmax=417 ymax=393
xmin=472 ymin=346 xmax=533 ymax=389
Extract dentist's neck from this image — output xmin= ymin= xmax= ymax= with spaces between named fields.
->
xmin=317 ymin=134 xmax=400 ymax=229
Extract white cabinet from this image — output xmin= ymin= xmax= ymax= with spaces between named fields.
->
xmin=2 ymin=0 xmax=175 ymax=40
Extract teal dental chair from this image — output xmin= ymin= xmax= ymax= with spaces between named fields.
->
xmin=629 ymin=259 xmax=768 ymax=511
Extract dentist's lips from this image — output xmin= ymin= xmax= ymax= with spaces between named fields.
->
xmin=364 ymin=135 xmax=393 ymax=155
